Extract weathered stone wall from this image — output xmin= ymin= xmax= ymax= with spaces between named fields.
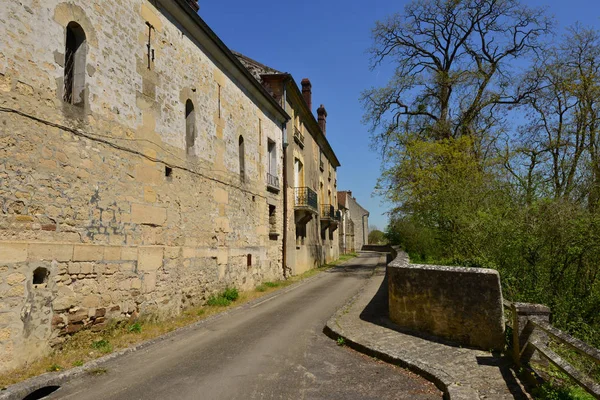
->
xmin=0 ymin=0 xmax=285 ymax=372
xmin=387 ymin=253 xmax=505 ymax=350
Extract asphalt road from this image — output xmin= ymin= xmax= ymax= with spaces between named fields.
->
xmin=47 ymin=252 xmax=441 ymax=400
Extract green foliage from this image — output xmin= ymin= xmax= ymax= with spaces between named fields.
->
xmin=206 ymin=288 xmax=239 ymax=307
xmin=47 ymin=364 xmax=62 ymax=372
xmin=255 ymin=285 xmax=267 ymax=292
xmin=222 ymin=287 xmax=239 ymax=302
xmin=264 ymin=282 xmax=279 ymax=288
xmin=368 ymin=229 xmax=387 ymax=244
xmin=72 ymin=360 xmax=84 ymax=367
xmin=91 ymin=339 xmax=112 ymax=353
xmin=336 ymin=337 xmax=346 ymax=346
xmin=533 ymin=382 xmax=595 ymax=400
xmin=127 ymin=322 xmax=142 ymax=333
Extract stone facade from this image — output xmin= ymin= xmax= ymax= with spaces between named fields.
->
xmin=0 ymin=0 xmax=288 ymax=372
xmin=338 ymin=191 xmax=369 ymax=252
xmin=235 ymin=53 xmax=341 ymax=275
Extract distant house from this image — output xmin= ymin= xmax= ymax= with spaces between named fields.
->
xmin=338 ymin=191 xmax=369 ymax=253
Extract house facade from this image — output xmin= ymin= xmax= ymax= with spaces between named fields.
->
xmin=0 ymin=0 xmax=288 ymax=372
xmin=235 ymin=54 xmax=342 ymax=275
xmin=338 ymin=191 xmax=369 ymax=253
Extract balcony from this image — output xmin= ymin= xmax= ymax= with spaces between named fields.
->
xmin=321 ymin=204 xmax=335 ymax=220
xmin=320 ymin=204 xmax=339 ymax=232
xmin=294 ymin=126 xmax=304 ymax=148
xmin=267 ymin=172 xmax=280 ymax=192
xmin=294 ymin=187 xmax=318 ymax=213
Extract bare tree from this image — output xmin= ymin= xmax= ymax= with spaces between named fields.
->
xmin=363 ymin=0 xmax=552 ymax=159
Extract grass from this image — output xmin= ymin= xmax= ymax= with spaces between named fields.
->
xmin=0 ymin=253 xmax=358 ymax=389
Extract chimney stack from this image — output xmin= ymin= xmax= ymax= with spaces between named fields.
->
xmin=317 ymin=104 xmax=327 ymax=136
xmin=301 ymin=78 xmax=312 ymax=111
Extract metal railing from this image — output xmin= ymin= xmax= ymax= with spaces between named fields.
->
xmin=294 ymin=126 xmax=304 ymax=147
xmin=321 ymin=204 xmax=336 ymax=220
xmin=267 ymin=173 xmax=279 ymax=191
xmin=505 ymin=301 xmax=600 ymax=398
xmin=294 ymin=187 xmax=318 ymax=212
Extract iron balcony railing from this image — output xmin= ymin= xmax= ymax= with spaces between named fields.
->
xmin=294 ymin=126 xmax=304 ymax=147
xmin=321 ymin=204 xmax=336 ymax=220
xmin=294 ymin=187 xmax=318 ymax=212
xmin=267 ymin=173 xmax=280 ymax=191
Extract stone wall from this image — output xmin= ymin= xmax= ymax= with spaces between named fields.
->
xmin=0 ymin=0 xmax=286 ymax=372
xmin=387 ymin=253 xmax=505 ymax=350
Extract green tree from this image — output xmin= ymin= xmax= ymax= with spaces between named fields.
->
xmin=368 ymin=229 xmax=387 ymax=244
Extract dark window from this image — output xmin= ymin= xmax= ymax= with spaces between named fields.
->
xmin=165 ymin=166 xmax=173 ymax=180
xmin=269 ymin=204 xmax=276 ymax=237
xmin=33 ymin=267 xmax=49 ymax=285
xmin=247 ymin=254 xmax=252 ymax=267
xmin=185 ymin=100 xmax=196 ymax=155
xmin=64 ymin=22 xmax=87 ymax=106
xmin=239 ymin=135 xmax=245 ymax=181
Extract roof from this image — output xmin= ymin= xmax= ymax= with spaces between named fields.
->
xmin=233 ymin=51 xmax=341 ymax=168
xmin=338 ymin=191 xmax=347 ymax=208
xmin=157 ymin=0 xmax=289 ymax=123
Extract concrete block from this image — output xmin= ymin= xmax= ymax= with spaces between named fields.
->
xmin=121 ymin=247 xmax=138 ymax=261
xmin=73 ymin=245 xmax=104 ymax=261
xmin=213 ymin=187 xmax=228 ymax=204
xmin=138 ymin=247 xmax=163 ymax=272
xmin=104 ymin=246 xmax=121 ymax=261
xmin=0 ymin=243 xmax=28 ymax=263
xmin=28 ymin=243 xmax=73 ymax=262
xmin=131 ymin=203 xmax=167 ymax=226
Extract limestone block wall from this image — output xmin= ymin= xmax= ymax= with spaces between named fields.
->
xmin=387 ymin=253 xmax=505 ymax=350
xmin=0 ymin=0 xmax=286 ymax=372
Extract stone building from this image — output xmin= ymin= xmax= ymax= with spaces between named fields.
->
xmin=0 ymin=0 xmax=289 ymax=372
xmin=234 ymin=53 xmax=341 ymax=275
xmin=338 ymin=191 xmax=369 ymax=253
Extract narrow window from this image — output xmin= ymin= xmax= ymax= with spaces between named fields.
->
xmin=185 ymin=100 xmax=196 ymax=155
xmin=247 ymin=254 xmax=252 ymax=267
xmin=269 ymin=205 xmax=277 ymax=237
xmin=64 ymin=22 xmax=87 ymax=106
xmin=268 ymin=139 xmax=276 ymax=177
xmin=239 ymin=135 xmax=245 ymax=181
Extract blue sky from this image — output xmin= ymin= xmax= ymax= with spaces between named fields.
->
xmin=200 ymin=1 xmax=600 ymax=231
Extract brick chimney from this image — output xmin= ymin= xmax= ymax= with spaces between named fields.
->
xmin=301 ymin=78 xmax=312 ymax=111
xmin=186 ymin=0 xmax=199 ymax=12
xmin=317 ymin=104 xmax=327 ymax=136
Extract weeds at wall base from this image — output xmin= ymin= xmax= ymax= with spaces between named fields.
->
xmin=0 ymin=256 xmax=357 ymax=389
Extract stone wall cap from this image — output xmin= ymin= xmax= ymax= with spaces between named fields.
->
xmin=389 ymin=257 xmax=499 ymax=276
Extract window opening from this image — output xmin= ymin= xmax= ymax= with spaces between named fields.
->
xmin=64 ymin=22 xmax=87 ymax=106
xmin=185 ymin=100 xmax=196 ymax=155
xmin=33 ymin=267 xmax=49 ymax=285
xmin=239 ymin=135 xmax=245 ymax=181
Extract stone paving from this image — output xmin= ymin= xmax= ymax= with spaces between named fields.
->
xmin=325 ymin=255 xmax=531 ymax=400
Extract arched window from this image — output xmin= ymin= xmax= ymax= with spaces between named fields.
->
xmin=185 ymin=100 xmax=196 ymax=155
xmin=239 ymin=135 xmax=245 ymax=181
xmin=64 ymin=22 xmax=87 ymax=106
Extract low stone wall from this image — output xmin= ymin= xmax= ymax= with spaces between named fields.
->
xmin=0 ymin=241 xmax=280 ymax=373
xmin=387 ymin=254 xmax=505 ymax=350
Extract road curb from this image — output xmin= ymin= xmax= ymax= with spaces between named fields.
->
xmin=322 ymin=265 xmax=479 ymax=400
xmin=0 ymin=266 xmax=336 ymax=400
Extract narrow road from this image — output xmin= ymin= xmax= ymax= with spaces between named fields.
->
xmin=47 ymin=252 xmax=441 ymax=400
